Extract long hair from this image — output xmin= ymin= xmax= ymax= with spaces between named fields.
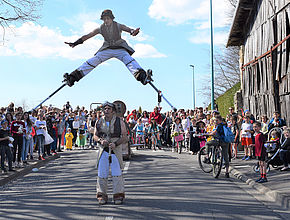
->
xmin=23 ymin=112 xmax=33 ymax=127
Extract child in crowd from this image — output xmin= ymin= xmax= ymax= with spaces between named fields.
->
xmin=196 ymin=121 xmax=206 ymax=148
xmin=230 ymin=116 xmax=239 ymax=159
xmin=0 ymin=120 xmax=15 ymax=173
xmin=65 ymin=128 xmax=74 ymax=150
xmin=189 ymin=118 xmax=199 ymax=154
xmin=240 ymin=116 xmax=254 ymax=160
xmin=264 ymin=130 xmax=280 ymax=153
xmin=279 ymin=128 xmax=290 ymax=171
xmin=251 ymin=122 xmax=267 ymax=183
xmin=77 ymin=124 xmax=87 ymax=149
xmin=133 ymin=119 xmax=145 ymax=146
xmin=171 ymin=117 xmax=184 ymax=153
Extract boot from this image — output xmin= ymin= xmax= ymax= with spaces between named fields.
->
xmin=96 ymin=192 xmax=108 ymax=205
xmin=63 ymin=70 xmax=84 ymax=87
xmin=113 ymin=193 xmax=125 ymax=205
xmin=134 ymin=69 xmax=153 ymax=85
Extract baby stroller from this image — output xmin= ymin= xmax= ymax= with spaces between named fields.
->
xmin=253 ymin=127 xmax=284 ymax=173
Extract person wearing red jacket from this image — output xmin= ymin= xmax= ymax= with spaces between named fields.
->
xmin=251 ymin=122 xmax=267 ymax=183
xmin=149 ymin=107 xmax=162 ymax=125
xmin=11 ymin=112 xmax=25 ymax=167
xmin=126 ymin=110 xmax=137 ymax=122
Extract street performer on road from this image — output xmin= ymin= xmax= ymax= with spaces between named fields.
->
xmin=94 ymin=101 xmax=128 ymax=205
xmin=64 ymin=9 xmax=152 ymax=87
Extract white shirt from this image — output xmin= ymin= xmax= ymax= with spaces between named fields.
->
xmin=35 ymin=120 xmax=46 ymax=136
xmin=241 ymin=123 xmax=253 ymax=138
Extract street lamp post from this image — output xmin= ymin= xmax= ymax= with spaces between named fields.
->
xmin=210 ymin=0 xmax=215 ymax=110
xmin=190 ymin=65 xmax=195 ymax=109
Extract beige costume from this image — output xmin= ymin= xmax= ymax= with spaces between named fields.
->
xmin=95 ymin=114 xmax=127 ymax=202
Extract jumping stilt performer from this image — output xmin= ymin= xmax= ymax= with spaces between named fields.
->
xmin=31 ymin=9 xmax=177 ymax=111
xmin=63 ymin=9 xmax=152 ymax=87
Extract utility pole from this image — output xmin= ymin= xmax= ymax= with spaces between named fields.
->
xmin=190 ymin=65 xmax=195 ymax=109
xmin=210 ymin=0 xmax=215 ymax=110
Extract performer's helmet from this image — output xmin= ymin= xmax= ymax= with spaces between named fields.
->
xmin=102 ymin=101 xmax=116 ymax=111
xmin=100 ymin=9 xmax=115 ymax=20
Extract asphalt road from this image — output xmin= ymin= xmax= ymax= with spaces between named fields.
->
xmin=0 ymin=149 xmax=285 ymax=220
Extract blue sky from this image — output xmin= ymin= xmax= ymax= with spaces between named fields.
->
xmin=0 ymin=0 xmax=231 ymax=112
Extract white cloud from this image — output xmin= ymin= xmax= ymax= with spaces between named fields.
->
xmin=133 ymin=43 xmax=167 ymax=58
xmin=189 ymin=30 xmax=228 ymax=45
xmin=0 ymin=21 xmax=165 ymax=60
xmin=148 ymin=0 xmax=230 ymax=28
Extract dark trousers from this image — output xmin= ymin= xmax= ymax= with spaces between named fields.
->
xmin=72 ymin=129 xmax=78 ymax=145
xmin=12 ymin=135 xmax=23 ymax=163
xmin=280 ymin=150 xmax=290 ymax=167
xmin=0 ymin=145 xmax=13 ymax=170
xmin=57 ymin=134 xmax=62 ymax=151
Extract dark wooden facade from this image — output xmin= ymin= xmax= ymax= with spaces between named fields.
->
xmin=227 ymin=0 xmax=290 ymax=126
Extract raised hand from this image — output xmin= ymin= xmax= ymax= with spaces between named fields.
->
xmin=131 ymin=28 xmax=140 ymax=36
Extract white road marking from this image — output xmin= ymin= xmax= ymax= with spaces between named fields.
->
xmin=123 ymin=161 xmax=130 ymax=174
xmin=105 ymin=217 xmax=114 ymax=220
xmin=234 ymin=165 xmax=251 ymax=168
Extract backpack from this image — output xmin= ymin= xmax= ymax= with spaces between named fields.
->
xmin=223 ymin=126 xmax=235 ymax=143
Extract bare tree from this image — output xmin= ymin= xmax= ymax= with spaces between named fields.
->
xmin=0 ymin=0 xmax=43 ymax=42
xmin=198 ymin=0 xmax=240 ymax=104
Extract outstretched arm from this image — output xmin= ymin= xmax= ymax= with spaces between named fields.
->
xmin=120 ymin=24 xmax=140 ymax=36
xmin=65 ymin=28 xmax=100 ymax=48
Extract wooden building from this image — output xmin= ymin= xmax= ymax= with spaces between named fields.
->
xmin=227 ymin=0 xmax=290 ymax=126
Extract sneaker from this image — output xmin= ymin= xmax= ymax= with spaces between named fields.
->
xmin=225 ymin=173 xmax=230 ymax=178
xmin=255 ymin=177 xmax=262 ymax=182
xmin=257 ymin=178 xmax=268 ymax=183
xmin=8 ymin=169 xmax=16 ymax=172
xmin=245 ymin=156 xmax=250 ymax=161
xmin=40 ymin=156 xmax=45 ymax=160
xmin=98 ymin=198 xmax=107 ymax=205
xmin=280 ymin=167 xmax=289 ymax=171
xmin=114 ymin=199 xmax=123 ymax=205
xmin=242 ymin=156 xmax=247 ymax=160
xmin=2 ymin=169 xmax=8 ymax=174
xmin=171 ymin=148 xmax=175 ymax=152
xmin=30 ymin=155 xmax=34 ymax=160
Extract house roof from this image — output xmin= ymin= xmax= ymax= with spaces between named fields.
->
xmin=226 ymin=0 xmax=257 ymax=47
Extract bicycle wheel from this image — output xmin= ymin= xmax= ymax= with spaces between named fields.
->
xmin=212 ymin=146 xmax=223 ymax=178
xmin=198 ymin=146 xmax=213 ymax=173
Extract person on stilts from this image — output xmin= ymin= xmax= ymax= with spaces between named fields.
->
xmin=94 ymin=101 xmax=128 ymax=205
xmin=64 ymin=9 xmax=152 ymax=87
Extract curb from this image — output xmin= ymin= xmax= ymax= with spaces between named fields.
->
xmin=0 ymin=154 xmax=60 ymax=187
xmin=229 ymin=166 xmax=290 ymax=209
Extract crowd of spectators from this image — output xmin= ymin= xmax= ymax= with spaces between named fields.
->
xmin=0 ymin=101 xmax=289 ymax=179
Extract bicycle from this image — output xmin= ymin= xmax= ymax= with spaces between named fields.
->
xmin=198 ymin=136 xmax=224 ymax=178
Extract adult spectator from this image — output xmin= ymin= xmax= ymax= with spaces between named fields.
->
xmin=7 ymin=102 xmax=15 ymax=114
xmin=126 ymin=109 xmax=137 ymax=122
xmin=57 ymin=115 xmax=66 ymax=152
xmin=11 ymin=112 xmax=25 ymax=167
xmin=280 ymin=128 xmax=290 ymax=171
xmin=149 ymin=107 xmax=162 ymax=125
xmin=65 ymin=101 xmax=72 ymax=110
xmin=244 ymin=110 xmax=255 ymax=123
xmin=227 ymin=107 xmax=237 ymax=119
xmin=87 ymin=112 xmax=97 ymax=148
xmin=196 ymin=108 xmax=205 ymax=120
xmin=261 ymin=115 xmax=268 ymax=134
xmin=268 ymin=111 xmax=286 ymax=131
xmin=140 ymin=111 xmax=149 ymax=124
